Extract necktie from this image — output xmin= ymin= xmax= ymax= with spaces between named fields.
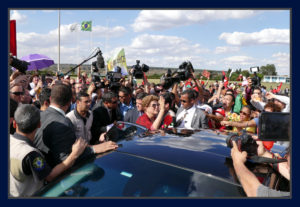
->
xmin=175 ymin=111 xmax=188 ymax=127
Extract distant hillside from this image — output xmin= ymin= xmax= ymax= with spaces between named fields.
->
xmin=46 ymin=64 xmax=224 ymax=77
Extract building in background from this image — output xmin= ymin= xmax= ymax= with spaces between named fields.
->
xmin=263 ymin=75 xmax=290 ymax=83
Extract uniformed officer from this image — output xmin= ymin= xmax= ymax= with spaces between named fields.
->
xmin=10 ymin=104 xmax=87 ymax=197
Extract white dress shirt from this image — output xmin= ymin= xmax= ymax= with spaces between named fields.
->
xmin=176 ymin=105 xmax=196 ymax=129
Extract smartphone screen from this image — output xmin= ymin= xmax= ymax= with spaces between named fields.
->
xmin=258 ymin=112 xmax=290 ymax=141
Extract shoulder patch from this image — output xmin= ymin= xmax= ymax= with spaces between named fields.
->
xmin=32 ymin=157 xmax=45 ymax=171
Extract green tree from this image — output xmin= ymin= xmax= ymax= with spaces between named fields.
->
xmin=241 ymin=70 xmax=250 ymax=77
xmin=260 ymin=64 xmax=277 ymax=75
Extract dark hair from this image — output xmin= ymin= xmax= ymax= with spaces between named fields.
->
xmin=76 ymin=91 xmax=90 ymax=101
xmin=102 ymin=91 xmax=118 ymax=103
xmin=225 ymin=93 xmax=235 ymax=103
xmin=226 ymin=89 xmax=234 ymax=95
xmin=32 ymin=100 xmax=41 ymax=109
xmin=264 ymin=101 xmax=282 ymax=112
xmin=161 ymin=92 xmax=173 ymax=106
xmin=119 ymin=86 xmax=132 ymax=96
xmin=253 ymin=86 xmax=262 ymax=93
xmin=51 ymin=84 xmax=72 ymax=107
xmin=39 ymin=87 xmax=51 ymax=106
xmin=10 ymin=98 xmax=18 ymax=118
xmin=242 ymin=105 xmax=252 ymax=113
xmin=14 ymin=104 xmax=40 ymax=133
xmin=181 ymin=89 xmax=197 ymax=100
xmin=136 ymin=92 xmax=148 ymax=100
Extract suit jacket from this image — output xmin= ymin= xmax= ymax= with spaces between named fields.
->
xmin=176 ymin=106 xmax=209 ymax=129
xmin=34 ymin=107 xmax=94 ymax=167
xmin=124 ymin=107 xmax=141 ymax=124
xmin=90 ymin=104 xmax=122 ymax=145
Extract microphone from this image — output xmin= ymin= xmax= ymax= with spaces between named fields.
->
xmin=96 ymin=49 xmax=105 ymax=69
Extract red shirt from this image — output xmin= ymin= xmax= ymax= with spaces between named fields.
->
xmin=136 ymin=113 xmax=153 ymax=130
xmin=136 ymin=113 xmax=174 ymax=130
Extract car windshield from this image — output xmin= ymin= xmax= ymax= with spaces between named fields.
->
xmin=39 ymin=152 xmax=245 ymax=197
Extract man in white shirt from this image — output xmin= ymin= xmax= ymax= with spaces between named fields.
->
xmin=176 ymin=89 xmax=208 ymax=129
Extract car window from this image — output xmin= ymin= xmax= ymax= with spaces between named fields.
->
xmin=40 ymin=152 xmax=245 ymax=197
xmin=105 ymin=122 xmax=147 ymax=142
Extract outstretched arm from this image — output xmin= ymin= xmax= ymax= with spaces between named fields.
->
xmin=231 ymin=142 xmax=261 ymax=197
xmin=46 ymin=138 xmax=87 ymax=182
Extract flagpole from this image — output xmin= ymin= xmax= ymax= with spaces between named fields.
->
xmin=105 ymin=18 xmax=109 ymax=75
xmin=58 ymin=9 xmax=61 ymax=72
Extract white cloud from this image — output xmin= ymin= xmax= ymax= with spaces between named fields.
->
xmin=132 ymin=10 xmax=259 ymax=32
xmin=214 ymin=46 xmax=240 ymax=54
xmin=271 ymin=52 xmax=290 ymax=75
xmin=222 ymin=56 xmax=255 ymax=64
xmin=121 ymin=34 xmax=210 ymax=67
xmin=16 ymin=23 xmax=127 ymax=64
xmin=10 ymin=10 xmax=27 ymax=23
xmin=220 ymin=53 xmax=290 ymax=75
xmin=219 ymin=28 xmax=289 ymax=46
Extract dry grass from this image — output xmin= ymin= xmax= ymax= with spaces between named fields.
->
xmin=136 ymin=79 xmax=290 ymax=90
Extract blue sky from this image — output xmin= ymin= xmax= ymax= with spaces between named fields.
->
xmin=10 ymin=9 xmax=290 ymax=75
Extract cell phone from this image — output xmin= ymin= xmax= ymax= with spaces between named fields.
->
xmin=258 ymin=112 xmax=290 ymax=141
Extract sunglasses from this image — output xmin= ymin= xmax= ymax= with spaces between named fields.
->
xmin=111 ymin=101 xmax=118 ymax=104
xmin=11 ymin=91 xmax=24 ymax=96
xmin=151 ymin=103 xmax=160 ymax=108
xmin=180 ymin=100 xmax=188 ymax=103
xmin=240 ymin=111 xmax=250 ymax=116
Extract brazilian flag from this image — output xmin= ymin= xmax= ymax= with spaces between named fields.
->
xmin=81 ymin=21 xmax=92 ymax=31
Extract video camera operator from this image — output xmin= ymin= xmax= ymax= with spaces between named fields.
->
xmin=251 ymin=72 xmax=261 ymax=88
xmin=227 ymin=111 xmax=290 ymax=197
xmin=231 ymin=140 xmax=290 ymax=197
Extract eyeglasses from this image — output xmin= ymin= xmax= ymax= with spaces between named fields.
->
xmin=151 ymin=103 xmax=160 ymax=108
xmin=240 ymin=111 xmax=250 ymax=116
xmin=11 ymin=91 xmax=24 ymax=96
xmin=253 ymin=92 xmax=261 ymax=95
xmin=119 ymin=95 xmax=127 ymax=99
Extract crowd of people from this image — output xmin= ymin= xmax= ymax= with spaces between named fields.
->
xmin=9 ymin=64 xmax=290 ymax=197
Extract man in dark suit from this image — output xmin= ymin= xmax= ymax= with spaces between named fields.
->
xmin=176 ymin=89 xmax=208 ymax=129
xmin=34 ymin=84 xmax=118 ymax=168
xmin=124 ymin=92 xmax=147 ymax=123
xmin=90 ymin=91 xmax=122 ymax=145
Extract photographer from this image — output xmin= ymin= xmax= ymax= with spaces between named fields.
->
xmin=251 ymin=72 xmax=261 ymax=88
xmin=231 ymin=141 xmax=290 ymax=197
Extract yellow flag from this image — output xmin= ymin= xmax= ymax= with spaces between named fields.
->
xmin=106 ymin=48 xmax=128 ymax=75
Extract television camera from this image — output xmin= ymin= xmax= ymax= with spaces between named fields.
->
xmin=161 ymin=61 xmax=195 ymax=89
xmin=132 ymin=60 xmax=149 ymax=79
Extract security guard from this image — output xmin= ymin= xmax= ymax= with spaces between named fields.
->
xmin=10 ymin=104 xmax=87 ymax=197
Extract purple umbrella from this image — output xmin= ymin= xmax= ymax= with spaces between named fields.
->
xmin=13 ymin=54 xmax=54 ymax=71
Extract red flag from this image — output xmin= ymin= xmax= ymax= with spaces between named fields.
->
xmin=276 ymin=82 xmax=283 ymax=92
xmin=10 ymin=20 xmax=17 ymax=56
xmin=202 ymin=70 xmax=210 ymax=79
xmin=142 ymin=72 xmax=148 ymax=85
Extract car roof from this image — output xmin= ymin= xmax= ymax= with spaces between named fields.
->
xmin=115 ymin=128 xmax=286 ymax=183
xmin=35 ymin=125 xmax=288 ymax=197
xmin=116 ymin=129 xmax=237 ymax=182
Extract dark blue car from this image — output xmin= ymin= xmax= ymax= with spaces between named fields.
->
xmin=34 ymin=122 xmax=289 ymax=198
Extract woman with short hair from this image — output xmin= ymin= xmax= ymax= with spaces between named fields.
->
xmin=136 ymin=95 xmax=166 ymax=130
